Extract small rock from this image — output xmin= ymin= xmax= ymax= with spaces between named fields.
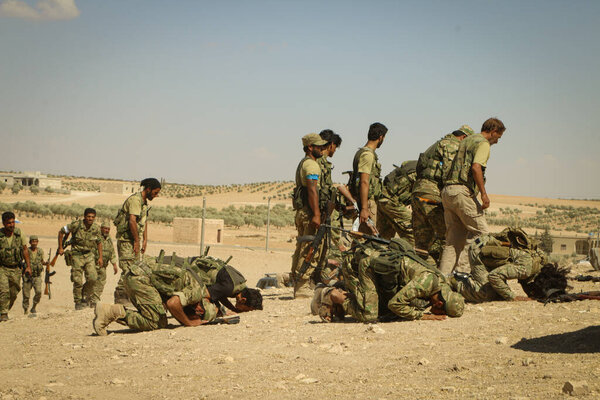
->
xmin=495 ymin=337 xmax=508 ymax=345
xmin=45 ymin=382 xmax=64 ymax=388
xmin=543 ymin=375 xmax=552 ymax=379
xmin=522 ymin=358 xmax=534 ymax=366
xmin=300 ymin=343 xmax=309 ymax=348
xmin=562 ymin=380 xmax=589 ymax=396
xmin=294 ymin=374 xmax=306 ymax=380
xmin=300 ymin=378 xmax=319 ymax=384
xmin=441 ymin=386 xmax=456 ymax=393
xmin=418 ymin=358 xmax=430 ymax=366
xmin=307 ymin=336 xmax=316 ymax=344
xmin=558 ymin=317 xmax=569 ymax=322
xmin=365 ymin=324 xmax=385 ymax=334
xmin=110 ymin=378 xmax=126 ymax=385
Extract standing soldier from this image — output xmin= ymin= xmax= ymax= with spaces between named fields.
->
xmin=0 ymin=211 xmax=31 ymax=321
xmin=411 ymin=125 xmax=473 ymax=264
xmin=58 ymin=208 xmax=102 ymax=310
xmin=91 ymin=223 xmax=118 ymax=308
xmin=113 ymin=178 xmax=162 ymax=305
xmin=22 ymin=235 xmax=47 ymax=315
xmin=439 ymin=118 xmax=506 ymax=275
xmin=376 ymin=160 xmax=417 ymax=242
xmin=291 ymin=133 xmax=327 ymax=298
xmin=350 ymin=122 xmax=387 ymax=234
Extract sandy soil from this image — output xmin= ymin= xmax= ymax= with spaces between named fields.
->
xmin=1 ymin=233 xmax=600 ymax=400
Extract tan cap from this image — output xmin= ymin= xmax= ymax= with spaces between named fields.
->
xmin=302 ymin=133 xmax=327 ymax=147
xmin=101 ymin=222 xmax=111 ymax=229
xmin=458 ymin=124 xmax=475 ymax=136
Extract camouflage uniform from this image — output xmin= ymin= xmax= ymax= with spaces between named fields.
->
xmin=0 ymin=227 xmax=25 ymax=315
xmin=61 ymin=220 xmax=101 ymax=305
xmin=376 ymin=160 xmax=416 ymax=243
xmin=123 ymin=260 xmax=217 ymax=331
xmin=114 ymin=192 xmax=149 ymax=303
xmin=91 ymin=234 xmax=117 ymax=304
xmin=350 ymin=147 xmax=382 ymax=233
xmin=412 ymin=126 xmax=473 ymax=264
xmin=22 ymin=246 xmax=44 ymax=312
xmin=454 ymin=232 xmax=544 ymax=302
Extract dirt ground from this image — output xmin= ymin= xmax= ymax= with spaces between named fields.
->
xmin=1 ymin=233 xmax=600 ymax=400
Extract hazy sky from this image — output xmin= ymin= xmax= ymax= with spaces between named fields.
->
xmin=1 ymin=0 xmax=599 ymax=198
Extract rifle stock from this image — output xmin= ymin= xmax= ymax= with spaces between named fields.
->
xmin=44 ymin=249 xmax=57 ymax=299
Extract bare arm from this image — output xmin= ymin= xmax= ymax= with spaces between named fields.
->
xmin=57 ymin=230 xmax=69 ymax=255
xmin=471 ymin=163 xmax=489 ymax=209
xmin=336 ymin=184 xmax=356 ymax=205
xmin=128 ymin=214 xmax=140 ymax=256
xmin=22 ymin=245 xmax=31 ymax=275
xmin=97 ymin=241 xmax=103 ymax=267
xmin=165 ymin=296 xmax=207 ymax=327
xmin=359 ymin=172 xmax=370 ymax=223
xmin=306 ymin=179 xmax=321 ymax=227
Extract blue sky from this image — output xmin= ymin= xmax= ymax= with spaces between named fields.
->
xmin=1 ymin=0 xmax=599 ymax=198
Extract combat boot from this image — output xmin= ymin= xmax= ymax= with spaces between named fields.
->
xmin=93 ymin=303 xmax=126 ymax=336
xmin=75 ymin=302 xmax=86 ymax=311
xmin=23 ymin=307 xmax=29 ymax=315
xmin=0 ymin=313 xmax=8 ymax=322
xmin=30 ymin=306 xmax=37 ymax=314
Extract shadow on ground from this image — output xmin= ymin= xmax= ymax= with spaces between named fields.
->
xmin=512 ymin=325 xmax=600 ymax=354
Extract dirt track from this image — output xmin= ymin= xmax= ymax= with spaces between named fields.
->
xmin=1 ymin=237 xmax=600 ymax=400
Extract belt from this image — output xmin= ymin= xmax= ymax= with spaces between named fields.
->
xmin=1 ymin=264 xmax=20 ymax=269
xmin=416 ymin=196 xmax=442 ymax=205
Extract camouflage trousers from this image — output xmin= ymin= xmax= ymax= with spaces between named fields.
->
xmin=319 ymin=209 xmax=352 ymax=286
xmin=291 ymin=209 xmax=326 ymax=297
xmin=22 ymin=275 xmax=42 ymax=311
xmin=341 ymin=250 xmax=378 ymax=323
xmin=114 ymin=240 xmax=139 ymax=304
xmin=71 ymin=251 xmax=97 ymax=305
xmin=124 ymin=272 xmax=168 ymax=331
xmin=387 ymin=271 xmax=437 ymax=320
xmin=91 ymin=266 xmax=107 ymax=304
xmin=411 ymin=196 xmax=445 ymax=264
xmin=376 ymin=198 xmax=414 ymax=244
xmin=0 ymin=266 xmax=21 ymax=314
xmin=457 ymin=247 xmax=536 ymax=302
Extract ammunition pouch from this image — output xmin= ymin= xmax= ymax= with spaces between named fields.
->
xmin=64 ymin=250 xmax=73 ymax=267
xmin=480 ymin=245 xmax=510 ymax=268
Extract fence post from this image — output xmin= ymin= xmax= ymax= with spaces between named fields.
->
xmin=266 ymin=197 xmax=271 ymax=252
xmin=200 ymin=197 xmax=206 ymax=255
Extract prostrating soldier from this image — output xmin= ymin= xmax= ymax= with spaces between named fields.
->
xmin=113 ymin=178 xmax=161 ymax=305
xmin=0 ymin=211 xmax=31 ymax=322
xmin=376 ymin=160 xmax=417 ymax=242
xmin=22 ymin=235 xmax=47 ymax=315
xmin=291 ymin=133 xmax=328 ymax=298
xmin=411 ymin=125 xmax=473 ymax=264
xmin=349 ymin=122 xmax=387 ymax=234
xmin=90 ymin=223 xmax=118 ymax=308
xmin=58 ymin=208 xmax=102 ymax=310
xmin=439 ymin=118 xmax=506 ymax=275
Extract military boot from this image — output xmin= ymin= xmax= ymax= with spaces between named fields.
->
xmin=23 ymin=307 xmax=29 ymax=315
xmin=93 ymin=303 xmax=126 ymax=336
xmin=30 ymin=306 xmax=37 ymax=314
xmin=75 ymin=302 xmax=86 ymax=311
xmin=0 ymin=313 xmax=8 ymax=322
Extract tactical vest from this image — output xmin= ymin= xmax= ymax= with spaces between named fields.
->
xmin=416 ymin=134 xmax=460 ymax=185
xmin=0 ymin=228 xmax=23 ymax=267
xmin=292 ymin=157 xmax=311 ymax=211
xmin=350 ymin=147 xmax=382 ymax=202
xmin=69 ymin=220 xmax=100 ymax=253
xmin=317 ymin=156 xmax=336 ymax=210
xmin=445 ymin=133 xmax=487 ymax=194
xmin=191 ymin=256 xmax=247 ymax=296
xmin=479 ymin=228 xmax=539 ymax=269
xmin=28 ymin=247 xmax=45 ymax=276
xmin=114 ymin=192 xmax=148 ymax=240
xmin=382 ymin=160 xmax=417 ymax=205
xmin=96 ymin=236 xmax=114 ymax=267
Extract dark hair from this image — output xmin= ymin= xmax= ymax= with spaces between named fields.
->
xmin=84 ymin=208 xmax=96 ymax=216
xmin=368 ymin=122 xmax=387 ymax=140
xmin=303 ymin=145 xmax=309 ymax=153
xmin=519 ymin=263 xmax=569 ymax=300
xmin=319 ymin=129 xmax=335 ymax=145
xmin=2 ymin=211 xmax=15 ymax=223
xmin=481 ymin=117 xmax=505 ymax=134
xmin=452 ymin=130 xmax=467 ymax=137
xmin=332 ymin=133 xmax=342 ymax=147
xmin=241 ymin=287 xmax=263 ymax=310
xmin=141 ymin=178 xmax=162 ymax=190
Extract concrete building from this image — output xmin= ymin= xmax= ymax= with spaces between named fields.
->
xmin=0 ymin=171 xmax=61 ymax=189
xmin=98 ymin=181 xmax=139 ymax=194
xmin=550 ymin=235 xmax=589 ymax=255
xmin=173 ymin=218 xmax=224 ymax=245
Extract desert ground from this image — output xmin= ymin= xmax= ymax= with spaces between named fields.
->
xmin=1 ymin=190 xmax=599 ymax=399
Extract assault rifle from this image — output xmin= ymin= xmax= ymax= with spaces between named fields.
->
xmin=297 ymin=219 xmax=330 ymax=278
xmin=44 ymin=248 xmax=59 ymax=299
xmin=571 ymin=275 xmax=600 ymax=283
xmin=543 ymin=291 xmax=600 ymax=303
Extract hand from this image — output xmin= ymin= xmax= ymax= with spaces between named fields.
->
xmin=359 ymin=207 xmax=370 ymax=224
xmin=24 ymin=267 xmax=32 ymax=277
xmin=481 ymin=193 xmax=490 ymax=210
xmin=133 ymin=241 xmax=140 ymax=255
xmin=141 ymin=240 xmax=147 ymax=254
xmin=113 ymin=264 xmax=118 ymax=275
xmin=421 ymin=314 xmax=447 ymax=321
xmin=310 ymin=214 xmax=321 ymax=229
xmin=187 ymin=319 xmax=206 ymax=327
xmin=513 ymin=296 xmax=533 ymax=302
xmin=98 ymin=257 xmax=103 ymax=267
xmin=58 ymin=248 xmax=64 ymax=256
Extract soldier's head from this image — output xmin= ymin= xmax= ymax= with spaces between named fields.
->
xmin=368 ymin=122 xmax=387 ymax=148
xmin=2 ymin=211 xmax=15 ymax=233
xmin=141 ymin=178 xmax=162 ymax=201
xmin=101 ymin=223 xmax=110 ymax=238
xmin=481 ymin=117 xmax=505 ymax=145
xmin=431 ymin=284 xmax=464 ymax=317
xmin=83 ymin=208 xmax=96 ymax=227
xmin=520 ymin=263 xmax=569 ymax=300
xmin=235 ymin=288 xmax=263 ymax=312
xmin=29 ymin=235 xmax=39 ymax=249
xmin=319 ymin=129 xmax=342 ymax=158
xmin=302 ymin=133 xmax=327 ymax=159
xmin=452 ymin=124 xmax=475 ymax=141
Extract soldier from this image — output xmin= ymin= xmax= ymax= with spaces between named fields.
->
xmin=376 ymin=160 xmax=417 ymax=242
xmin=350 ymin=122 xmax=387 ymax=234
xmin=22 ymin=235 xmax=47 ymax=315
xmin=311 ymin=238 xmax=464 ymax=322
xmin=291 ymin=133 xmax=328 ymax=298
xmin=452 ymin=228 xmax=548 ymax=303
xmin=411 ymin=125 xmax=474 ymax=264
xmin=439 ymin=118 xmax=506 ymax=275
xmin=113 ymin=178 xmax=161 ymax=305
xmin=58 ymin=208 xmax=102 ymax=310
xmin=90 ymin=223 xmax=118 ymax=308
xmin=0 ymin=211 xmax=31 ymax=321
